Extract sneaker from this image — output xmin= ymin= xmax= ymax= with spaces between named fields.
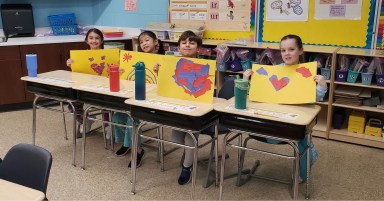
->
xmin=178 ymin=165 xmax=192 ymax=185
xmin=79 ymin=119 xmax=94 ymax=134
xmin=115 ymin=146 xmax=130 ymax=157
xmin=128 ymin=149 xmax=145 ymax=168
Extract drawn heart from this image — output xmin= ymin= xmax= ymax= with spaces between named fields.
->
xmin=269 ymin=75 xmax=289 ymax=91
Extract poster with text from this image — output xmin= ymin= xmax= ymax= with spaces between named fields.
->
xmin=249 ymin=62 xmax=317 ymax=104
xmin=314 ymin=0 xmax=362 ymax=20
xmin=158 ymin=55 xmax=216 ymax=103
xmin=70 ymin=49 xmax=120 ymax=77
xmin=266 ymin=0 xmax=309 ymax=21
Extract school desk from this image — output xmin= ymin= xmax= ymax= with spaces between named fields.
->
xmin=72 ymin=78 xmax=157 ymax=169
xmin=214 ymin=98 xmax=320 ymax=200
xmin=21 ymin=70 xmax=96 ymax=166
xmin=0 ymin=179 xmax=45 ymax=201
xmin=125 ymin=95 xmax=223 ymax=200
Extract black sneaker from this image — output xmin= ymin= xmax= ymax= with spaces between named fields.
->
xmin=178 ymin=165 xmax=192 ymax=185
xmin=115 ymin=146 xmax=130 ymax=157
xmin=128 ymin=149 xmax=145 ymax=168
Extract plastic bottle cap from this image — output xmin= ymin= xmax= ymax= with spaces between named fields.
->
xmin=110 ymin=64 xmax=119 ymax=71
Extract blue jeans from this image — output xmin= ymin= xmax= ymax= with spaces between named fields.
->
xmin=112 ymin=113 xmax=141 ymax=148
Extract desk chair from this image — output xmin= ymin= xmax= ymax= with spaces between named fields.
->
xmin=158 ymin=78 xmax=235 ymax=188
xmin=0 ymin=143 xmax=52 ymax=199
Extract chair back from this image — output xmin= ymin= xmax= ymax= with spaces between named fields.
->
xmin=0 ymin=143 xmax=52 ymax=194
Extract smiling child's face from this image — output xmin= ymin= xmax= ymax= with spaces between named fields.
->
xmin=178 ymin=38 xmax=199 ymax=58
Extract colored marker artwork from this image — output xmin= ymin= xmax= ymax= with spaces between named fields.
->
xmin=172 ymin=58 xmax=212 ymax=98
xmin=249 ymin=62 xmax=317 ymax=104
xmin=158 ymin=55 xmax=216 ymax=103
xmin=70 ymin=49 xmax=120 ymax=77
xmin=119 ymin=51 xmax=159 ymax=84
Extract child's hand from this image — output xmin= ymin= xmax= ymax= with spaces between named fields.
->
xmin=66 ymin=59 xmax=74 ymax=68
xmin=153 ymin=63 xmax=161 ymax=74
xmin=314 ymin=75 xmax=327 ymax=88
xmin=243 ymin=69 xmax=253 ymax=80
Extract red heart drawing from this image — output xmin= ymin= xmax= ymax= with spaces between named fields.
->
xmin=269 ymin=75 xmax=289 ymax=91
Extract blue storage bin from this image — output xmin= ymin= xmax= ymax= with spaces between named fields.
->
xmin=48 ymin=13 xmax=76 ymax=26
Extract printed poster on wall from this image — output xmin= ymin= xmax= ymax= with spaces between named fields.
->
xmin=266 ymin=0 xmax=309 ymax=21
xmin=70 ymin=49 xmax=120 ymax=77
xmin=249 ymin=62 xmax=317 ymax=104
xmin=314 ymin=0 xmax=362 ymax=20
xmin=170 ymin=0 xmax=251 ymax=32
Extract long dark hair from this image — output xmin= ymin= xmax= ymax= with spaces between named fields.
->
xmin=280 ymin=34 xmax=304 ymax=63
xmin=138 ymin=31 xmax=165 ymax=55
xmin=85 ymin=28 xmax=104 ymax=49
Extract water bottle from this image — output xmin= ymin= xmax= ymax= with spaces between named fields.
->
xmin=109 ymin=64 xmax=120 ymax=92
xmin=134 ymin=61 xmax=146 ymax=100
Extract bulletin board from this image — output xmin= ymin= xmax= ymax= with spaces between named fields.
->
xmin=258 ymin=0 xmax=376 ymax=48
xmin=169 ymin=0 xmax=257 ymax=41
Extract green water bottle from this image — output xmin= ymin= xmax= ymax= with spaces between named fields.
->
xmin=234 ymin=75 xmax=249 ymax=109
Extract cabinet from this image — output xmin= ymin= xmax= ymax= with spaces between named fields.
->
xmin=327 ymin=47 xmax=384 ymax=148
xmin=0 ymin=46 xmax=25 ymax=105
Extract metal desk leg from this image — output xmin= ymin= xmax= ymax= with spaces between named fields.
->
xmin=214 ymin=123 xmax=219 ymax=187
xmin=292 ymin=143 xmax=300 ymax=200
xmin=305 ymin=132 xmax=311 ymax=199
xmin=131 ymin=121 xmax=144 ymax=195
xmin=219 ymin=132 xmax=230 ymax=200
xmin=186 ymin=131 xmax=198 ymax=200
xmin=32 ymin=96 xmax=38 ymax=145
xmin=60 ymin=102 xmax=69 ymax=140
xmin=68 ymin=102 xmax=77 ymax=167
xmin=159 ymin=127 xmax=165 ymax=172
xmin=81 ymin=106 xmax=92 ymax=170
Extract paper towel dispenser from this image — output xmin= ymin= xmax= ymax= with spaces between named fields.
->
xmin=1 ymin=4 xmax=35 ymax=38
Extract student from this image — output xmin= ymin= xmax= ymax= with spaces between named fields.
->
xmin=243 ymin=34 xmax=327 ymax=182
xmin=168 ymin=30 xmax=203 ymax=185
xmin=112 ymin=31 xmax=164 ymax=168
xmin=66 ymin=28 xmax=105 ymax=135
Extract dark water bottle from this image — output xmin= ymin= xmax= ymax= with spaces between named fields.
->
xmin=109 ymin=64 xmax=120 ymax=92
xmin=134 ymin=61 xmax=146 ymax=100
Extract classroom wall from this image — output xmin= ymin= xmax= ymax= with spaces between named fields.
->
xmin=92 ymin=0 xmax=169 ymax=28
xmin=0 ymin=0 xmax=94 ymax=28
xmin=0 ymin=0 xmax=169 ymax=29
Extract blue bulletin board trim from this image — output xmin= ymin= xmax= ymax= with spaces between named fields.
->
xmin=258 ymin=0 xmax=377 ymax=49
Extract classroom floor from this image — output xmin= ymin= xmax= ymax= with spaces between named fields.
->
xmin=1 ymin=108 xmax=384 ymax=200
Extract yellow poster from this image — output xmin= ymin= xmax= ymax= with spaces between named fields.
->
xmin=70 ymin=49 xmax=120 ymax=77
xmin=249 ymin=62 xmax=317 ymax=104
xmin=158 ymin=55 xmax=216 ymax=103
xmin=119 ymin=51 xmax=160 ymax=83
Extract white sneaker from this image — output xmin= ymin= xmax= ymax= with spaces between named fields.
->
xmin=105 ymin=128 xmax=111 ymax=140
xmin=79 ymin=119 xmax=94 ymax=134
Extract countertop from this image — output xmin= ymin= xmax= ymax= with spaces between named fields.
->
xmin=0 ymin=34 xmax=133 ymax=47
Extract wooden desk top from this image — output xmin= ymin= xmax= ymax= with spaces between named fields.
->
xmin=0 ymin=179 xmax=45 ymax=201
xmin=214 ymin=98 xmax=321 ymax=126
xmin=125 ymin=94 xmax=224 ymax=117
xmin=20 ymin=70 xmax=97 ymax=88
xmin=73 ymin=78 xmax=157 ymax=99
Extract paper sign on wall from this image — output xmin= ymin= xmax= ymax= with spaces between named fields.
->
xmin=125 ymin=0 xmax=137 ymax=11
xmin=70 ymin=49 xmax=120 ymax=77
xmin=249 ymin=62 xmax=317 ymax=104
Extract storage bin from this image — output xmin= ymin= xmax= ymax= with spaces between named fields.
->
xmin=51 ymin=25 xmax=77 ymax=36
xmin=48 ymin=13 xmax=76 ymax=26
xmin=347 ymin=70 xmax=359 ymax=83
xmin=320 ymin=68 xmax=331 ymax=80
xmin=376 ymin=74 xmax=384 ymax=86
xmin=240 ymin=60 xmax=252 ymax=71
xmin=365 ymin=119 xmax=382 ymax=137
xmin=347 ymin=110 xmax=366 ymax=134
xmin=335 ymin=70 xmax=347 ymax=82
xmin=361 ymin=72 xmax=373 ymax=85
xmin=104 ymin=42 xmax=125 ymax=50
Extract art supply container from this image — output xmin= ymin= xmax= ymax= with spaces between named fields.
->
xmin=335 ymin=70 xmax=347 ymax=82
xmin=26 ymin=54 xmax=37 ymax=77
xmin=376 ymin=74 xmax=384 ymax=87
xmin=109 ymin=64 xmax=120 ymax=92
xmin=320 ymin=68 xmax=331 ymax=80
xmin=347 ymin=70 xmax=359 ymax=83
xmin=361 ymin=72 xmax=373 ymax=85
xmin=134 ymin=61 xmax=146 ymax=100
xmin=234 ymin=78 xmax=249 ymax=109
